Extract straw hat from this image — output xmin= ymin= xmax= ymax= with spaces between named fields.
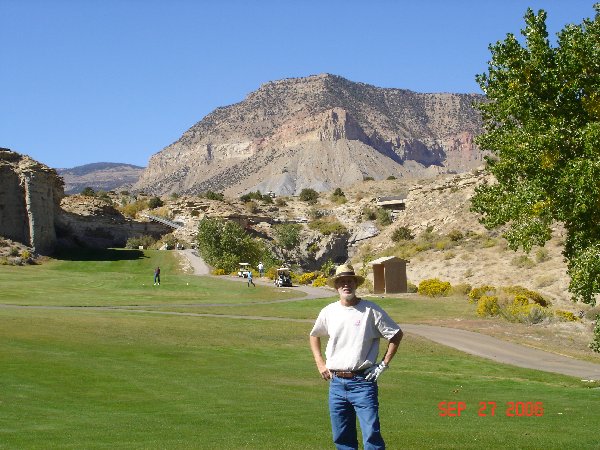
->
xmin=326 ymin=264 xmax=365 ymax=288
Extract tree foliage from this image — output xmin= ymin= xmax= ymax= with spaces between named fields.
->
xmin=196 ymin=218 xmax=274 ymax=273
xmin=299 ymin=188 xmax=319 ymax=204
xmin=273 ymin=223 xmax=302 ymax=250
xmin=471 ymin=5 xmax=600 ymax=305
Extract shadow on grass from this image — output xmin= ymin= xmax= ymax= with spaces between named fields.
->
xmin=53 ymin=248 xmax=146 ymax=262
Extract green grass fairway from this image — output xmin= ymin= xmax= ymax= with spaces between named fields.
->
xmin=0 ymin=249 xmax=302 ymax=306
xmin=1 ymin=249 xmax=598 ymax=449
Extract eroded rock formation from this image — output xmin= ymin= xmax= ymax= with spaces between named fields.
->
xmin=134 ymin=74 xmax=486 ymax=196
xmin=0 ymin=149 xmax=64 ymax=254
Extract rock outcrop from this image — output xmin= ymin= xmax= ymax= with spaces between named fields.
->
xmin=134 ymin=74 xmax=485 ymax=196
xmin=0 ymin=149 xmax=64 ymax=254
xmin=57 ymin=196 xmax=171 ymax=249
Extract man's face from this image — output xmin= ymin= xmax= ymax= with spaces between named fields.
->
xmin=335 ymin=276 xmax=357 ymax=302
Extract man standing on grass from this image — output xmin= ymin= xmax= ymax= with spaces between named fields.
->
xmin=247 ymin=270 xmax=255 ymax=287
xmin=309 ymin=264 xmax=403 ymax=450
xmin=153 ymin=266 xmax=161 ymax=286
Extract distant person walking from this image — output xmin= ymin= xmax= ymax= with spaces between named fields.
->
xmin=154 ymin=266 xmax=161 ymax=286
xmin=247 ymin=270 xmax=255 ymax=287
xmin=258 ymin=262 xmax=264 ymax=277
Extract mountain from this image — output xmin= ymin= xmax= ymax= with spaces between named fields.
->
xmin=57 ymin=162 xmax=144 ymax=194
xmin=133 ymin=73 xmax=486 ymax=197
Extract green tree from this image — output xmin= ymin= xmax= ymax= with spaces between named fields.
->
xmin=148 ymin=196 xmax=164 ymax=209
xmin=471 ymin=5 xmax=600 ymax=305
xmin=273 ymin=223 xmax=302 ymax=250
xmin=196 ymin=218 xmax=272 ymax=272
xmin=299 ymin=188 xmax=319 ymax=204
xmin=81 ymin=187 xmax=96 ymax=197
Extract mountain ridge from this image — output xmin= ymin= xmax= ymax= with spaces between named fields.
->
xmin=133 ymin=73 xmax=486 ymax=196
xmin=57 ymin=162 xmax=145 ymax=194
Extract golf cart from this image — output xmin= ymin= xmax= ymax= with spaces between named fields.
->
xmin=274 ymin=267 xmax=293 ymax=287
xmin=237 ymin=263 xmax=250 ymax=278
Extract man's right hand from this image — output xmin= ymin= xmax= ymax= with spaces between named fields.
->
xmin=317 ymin=364 xmax=331 ymax=380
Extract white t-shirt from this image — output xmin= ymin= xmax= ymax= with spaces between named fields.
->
xmin=310 ymin=299 xmax=401 ymax=371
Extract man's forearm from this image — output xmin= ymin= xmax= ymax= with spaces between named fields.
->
xmin=382 ymin=329 xmax=403 ymax=365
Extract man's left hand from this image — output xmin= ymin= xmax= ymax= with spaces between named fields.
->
xmin=364 ymin=361 xmax=388 ymax=382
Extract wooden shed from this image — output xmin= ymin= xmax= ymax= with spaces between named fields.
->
xmin=370 ymin=256 xmax=408 ymax=294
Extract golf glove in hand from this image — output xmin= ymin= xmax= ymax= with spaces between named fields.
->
xmin=364 ymin=361 xmax=388 ymax=382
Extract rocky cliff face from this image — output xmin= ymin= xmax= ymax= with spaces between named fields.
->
xmin=57 ymin=196 xmax=171 ymax=249
xmin=134 ymin=74 xmax=485 ymax=196
xmin=0 ymin=149 xmax=64 ymax=254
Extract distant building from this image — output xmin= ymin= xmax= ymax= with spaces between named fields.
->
xmin=370 ymin=256 xmax=408 ymax=294
xmin=375 ymin=195 xmax=406 ymax=210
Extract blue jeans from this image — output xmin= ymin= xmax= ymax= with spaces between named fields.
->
xmin=329 ymin=375 xmax=385 ymax=450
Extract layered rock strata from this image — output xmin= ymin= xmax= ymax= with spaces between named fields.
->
xmin=0 ymin=149 xmax=64 ymax=254
xmin=134 ymin=74 xmax=485 ymax=196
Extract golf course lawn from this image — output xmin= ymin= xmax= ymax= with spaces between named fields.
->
xmin=0 ymin=249 xmax=598 ymax=449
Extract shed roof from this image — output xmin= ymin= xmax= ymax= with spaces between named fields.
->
xmin=370 ymin=256 xmax=409 ymax=265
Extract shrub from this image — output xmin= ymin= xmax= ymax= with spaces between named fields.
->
xmin=81 ymin=187 xmax=96 ymax=197
xmin=244 ymin=201 xmax=259 ymax=213
xmin=312 ymin=276 xmax=327 ymax=287
xmin=308 ymin=218 xmax=348 ymax=236
xmin=535 ymin=248 xmax=550 ymax=263
xmin=298 ymin=272 xmax=319 ymax=285
xmin=554 ymin=310 xmax=579 ymax=322
xmin=407 ymin=281 xmax=418 ymax=293
xmin=450 ymin=283 xmax=472 ymax=296
xmin=308 ymin=208 xmax=326 ymax=220
xmin=468 ymin=285 xmax=496 ymax=303
xmin=20 ymin=250 xmax=31 ymax=260
xmin=386 ymin=175 xmax=396 ymax=180
xmin=376 ymin=208 xmax=392 ymax=226
xmin=275 ymin=197 xmax=288 ymax=207
xmin=435 ymin=239 xmax=453 ymax=251
xmin=505 ymin=303 xmax=548 ymax=324
xmin=126 ymin=235 xmax=157 ymax=249
xmin=391 ymin=226 xmax=414 ymax=242
xmin=511 ymin=254 xmax=535 ymax=269
xmin=477 ymin=295 xmax=500 ymax=317
xmin=363 ymin=176 xmax=375 ymax=181
xmin=299 ymin=188 xmax=319 ymax=203
xmin=307 ymin=242 xmax=319 ymax=254
xmin=361 ymin=206 xmax=377 ymax=221
xmin=204 ymin=191 xmax=224 ymax=201
xmin=148 ymin=197 xmax=164 ymax=209
xmin=331 ymin=195 xmax=347 ymax=205
xmin=9 ymin=247 xmax=19 ymax=257
xmin=417 ymin=278 xmax=451 ymax=297
xmin=120 ymin=199 xmax=149 ymax=218
xmin=213 ymin=268 xmax=226 ymax=276
xmin=503 ymin=285 xmax=549 ymax=307
xmin=447 ymin=229 xmax=464 ymax=242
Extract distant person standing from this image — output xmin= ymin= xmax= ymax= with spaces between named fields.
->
xmin=154 ymin=266 xmax=161 ymax=286
xmin=247 ymin=270 xmax=255 ymax=287
xmin=258 ymin=262 xmax=264 ymax=277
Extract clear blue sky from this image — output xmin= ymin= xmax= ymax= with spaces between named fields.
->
xmin=1 ymin=0 xmax=595 ymax=169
